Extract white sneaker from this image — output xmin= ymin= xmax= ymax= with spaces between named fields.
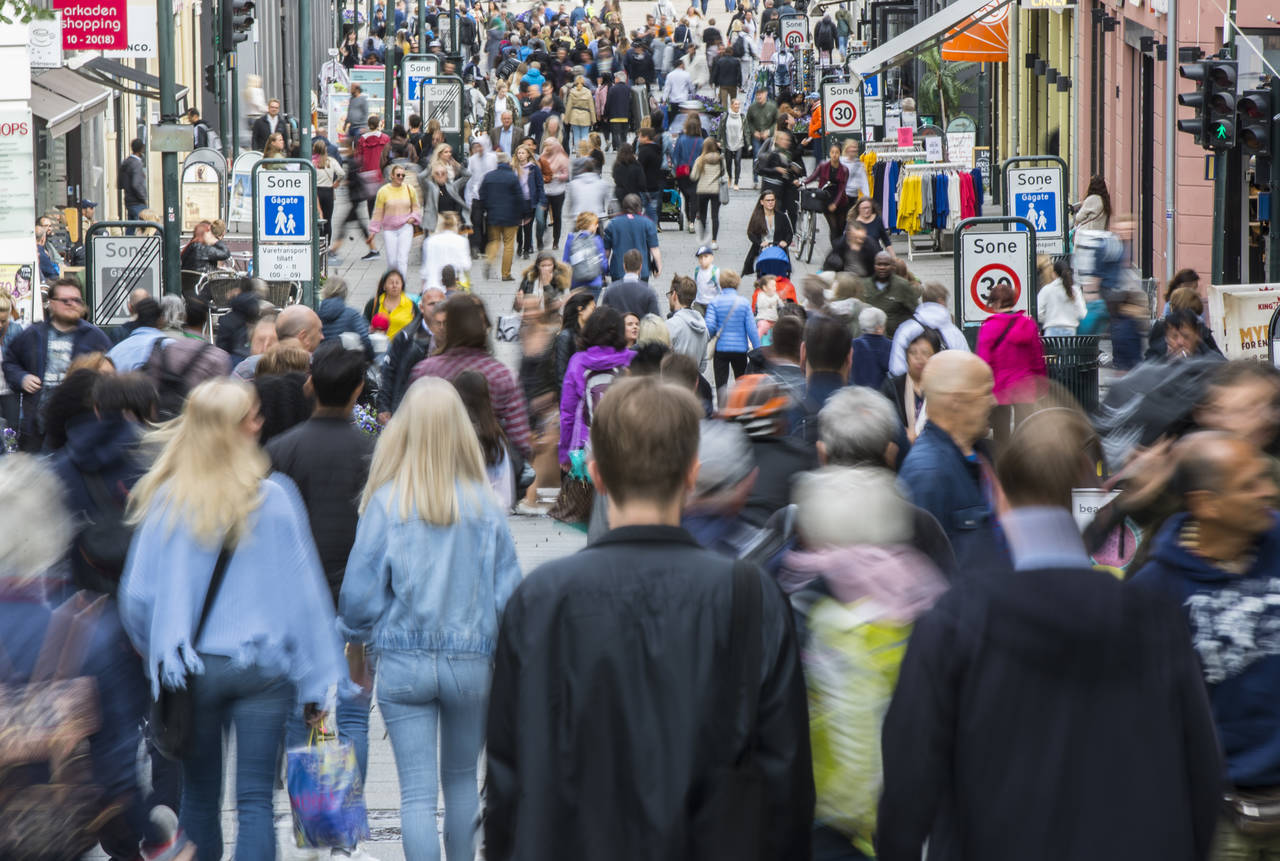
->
xmin=514 ymin=500 xmax=551 ymax=516
xmin=688 ymin=222 xmax=696 ymax=234
xmin=712 ymin=241 xmax=719 ymax=251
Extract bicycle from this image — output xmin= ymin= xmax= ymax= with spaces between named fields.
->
xmin=796 ymin=187 xmax=827 ymax=265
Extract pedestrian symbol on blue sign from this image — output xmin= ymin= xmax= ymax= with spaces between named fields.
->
xmin=862 ymin=75 xmax=880 ymax=98
xmin=1011 ymin=192 xmax=1057 ymax=234
xmin=264 ymin=195 xmax=305 ymax=238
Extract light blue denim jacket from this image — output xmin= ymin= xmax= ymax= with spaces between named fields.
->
xmin=337 ymin=481 xmax=522 ymax=656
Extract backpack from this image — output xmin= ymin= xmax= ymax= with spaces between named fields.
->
xmin=732 ymin=35 xmax=746 ymax=58
xmin=0 ymin=593 xmax=110 ymax=861
xmin=75 ymin=473 xmax=133 ymax=591
xmin=569 ymin=232 xmax=603 ymax=285
xmin=581 ymin=365 xmax=620 ymax=430
xmin=144 ymin=338 xmax=214 ymax=421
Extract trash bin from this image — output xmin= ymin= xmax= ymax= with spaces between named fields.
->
xmin=1043 ymin=335 xmax=1101 ymax=414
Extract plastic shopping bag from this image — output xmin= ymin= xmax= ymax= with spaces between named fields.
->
xmin=286 ymin=733 xmax=370 ymax=849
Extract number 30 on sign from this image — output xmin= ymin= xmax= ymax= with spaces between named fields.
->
xmin=958 ymin=231 xmax=1032 ymax=324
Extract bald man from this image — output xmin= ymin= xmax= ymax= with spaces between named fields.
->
xmin=1132 ymin=433 xmax=1280 ymax=855
xmin=233 ymin=305 xmax=323 ymax=378
xmin=897 ymin=351 xmax=998 ymax=558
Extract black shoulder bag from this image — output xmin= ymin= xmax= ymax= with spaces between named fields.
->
xmin=150 ymin=540 xmax=235 ymax=761
xmin=690 ymin=560 xmax=765 ymax=859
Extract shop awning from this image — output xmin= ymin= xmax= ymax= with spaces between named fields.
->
xmin=30 ymin=69 xmax=111 ymax=138
xmin=76 ymin=57 xmax=190 ymax=102
xmin=942 ymin=0 xmax=1011 ymax=62
xmin=851 ymin=0 xmax=1013 ymax=79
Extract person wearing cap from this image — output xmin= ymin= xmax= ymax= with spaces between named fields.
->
xmin=721 ymin=373 xmax=818 ymax=527
xmin=79 ymin=199 xmax=98 ymax=240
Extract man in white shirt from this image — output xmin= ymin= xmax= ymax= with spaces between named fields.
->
xmin=662 ymin=57 xmax=693 ymax=127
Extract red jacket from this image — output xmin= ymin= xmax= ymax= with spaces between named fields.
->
xmin=975 ymin=311 xmax=1047 ymax=404
xmin=356 ymin=131 xmax=389 ymax=177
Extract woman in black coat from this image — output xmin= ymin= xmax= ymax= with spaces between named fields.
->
xmin=611 ymin=143 xmax=647 ymax=208
xmin=743 ymin=189 xmax=794 ymax=275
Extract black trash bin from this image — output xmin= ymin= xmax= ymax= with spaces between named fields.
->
xmin=1042 ymin=335 xmax=1101 ymax=413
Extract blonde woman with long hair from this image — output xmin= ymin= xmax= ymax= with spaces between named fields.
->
xmin=118 ymin=377 xmax=345 ymax=861
xmin=339 ymin=377 xmax=521 ymax=861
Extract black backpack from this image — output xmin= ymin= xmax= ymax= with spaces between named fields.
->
xmin=76 ymin=473 xmax=133 ymax=592
xmin=144 ymin=338 xmax=214 ymax=421
xmin=732 ymin=36 xmax=746 ymax=58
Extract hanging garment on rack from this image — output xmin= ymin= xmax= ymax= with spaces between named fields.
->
xmin=948 ymin=172 xmax=963 ymax=229
xmin=970 ymin=167 xmax=985 ymax=216
xmin=920 ymin=173 xmax=934 ymax=231
xmin=862 ymin=150 xmax=878 ymax=199
xmin=959 ymin=171 xmax=976 ymax=219
xmin=895 ymin=175 xmax=916 ymax=233
xmin=935 ymin=173 xmax=950 ymax=230
xmin=872 ymin=161 xmax=887 ymax=207
xmin=885 ymin=161 xmax=902 ymax=232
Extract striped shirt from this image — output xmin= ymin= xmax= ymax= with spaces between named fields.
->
xmin=409 ymin=347 xmax=532 ymax=458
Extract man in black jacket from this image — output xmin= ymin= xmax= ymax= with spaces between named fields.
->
xmin=623 ymin=41 xmax=655 ymax=85
xmin=251 ymin=98 xmax=293 ymax=153
xmin=266 ymin=341 xmax=377 ymax=783
xmin=377 ymin=287 xmax=444 ymax=421
xmin=710 ymin=48 xmax=742 ymax=109
xmin=877 ymin=408 xmax=1223 ymax=861
xmin=486 ymin=375 xmax=814 ymax=861
xmin=480 ymin=153 xmax=526 ymax=280
xmin=600 ymin=249 xmax=660 ymax=317
xmin=636 ymin=126 xmax=665 ymax=224
xmin=603 ymin=71 xmax=634 ymax=151
xmin=118 ymin=138 xmax=148 ymax=226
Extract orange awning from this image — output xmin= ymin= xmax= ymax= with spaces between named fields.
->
xmin=941 ymin=0 xmax=1010 ymax=62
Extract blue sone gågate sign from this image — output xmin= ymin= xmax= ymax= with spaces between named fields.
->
xmin=253 ymin=160 xmax=317 ymax=283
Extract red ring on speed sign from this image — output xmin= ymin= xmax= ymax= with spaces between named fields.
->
xmin=828 ymin=99 xmax=857 ymax=128
xmin=785 ymin=29 xmax=804 ymax=47
xmin=970 ymin=263 xmax=1021 ymax=313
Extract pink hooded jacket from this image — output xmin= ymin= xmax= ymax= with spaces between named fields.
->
xmin=975 ymin=310 xmax=1047 ymax=404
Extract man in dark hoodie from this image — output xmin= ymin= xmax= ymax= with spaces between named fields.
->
xmin=1131 ymin=431 xmax=1280 ymax=858
xmin=879 ymin=408 xmax=1223 ymax=861
xmin=214 ymin=282 xmax=262 ymax=362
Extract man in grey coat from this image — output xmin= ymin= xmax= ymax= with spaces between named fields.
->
xmin=665 ymin=275 xmax=709 ymax=372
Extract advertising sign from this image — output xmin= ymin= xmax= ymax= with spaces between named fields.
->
xmin=1208 ymin=283 xmax=1280 ymax=362
xmin=28 ymin=17 xmax=62 ymax=68
xmin=55 ymin=0 xmax=128 ymax=51
xmin=958 ymin=229 xmax=1034 ymax=324
xmin=103 ymin=1 xmax=159 ymax=58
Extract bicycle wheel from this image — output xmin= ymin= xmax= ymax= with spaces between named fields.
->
xmin=802 ymin=213 xmax=817 ymax=264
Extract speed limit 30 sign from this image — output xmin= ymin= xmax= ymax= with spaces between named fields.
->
xmin=822 ymin=82 xmax=860 ymax=133
xmin=958 ymin=230 xmax=1033 ymax=324
xmin=780 ymin=15 xmax=808 ymax=50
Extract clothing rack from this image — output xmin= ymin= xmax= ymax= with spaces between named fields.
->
xmin=899 ymin=162 xmax=968 ymax=261
xmin=873 ymin=150 xmax=930 ymax=161
xmin=864 ymin=141 xmax=922 ymax=152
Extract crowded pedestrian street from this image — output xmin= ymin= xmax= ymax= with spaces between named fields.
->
xmin=4 ymin=0 xmax=1280 ymax=857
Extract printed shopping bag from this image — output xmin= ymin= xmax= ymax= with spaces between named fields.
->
xmin=286 ymin=733 xmax=370 ymax=849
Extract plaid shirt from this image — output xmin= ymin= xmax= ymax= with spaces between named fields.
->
xmin=409 ymin=347 xmax=532 ymax=458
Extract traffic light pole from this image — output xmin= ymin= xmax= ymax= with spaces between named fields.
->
xmin=158 ymin=0 xmax=181 ymax=295
xmin=299 ymin=0 xmax=312 ymax=158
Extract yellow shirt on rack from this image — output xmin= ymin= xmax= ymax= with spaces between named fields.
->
xmin=861 ymin=151 xmax=878 ymax=199
xmin=896 ymin=175 xmax=923 ymax=234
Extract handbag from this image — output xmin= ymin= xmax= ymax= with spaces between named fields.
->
xmin=718 ymin=165 xmax=730 ymax=206
xmin=149 ymin=540 xmax=235 ymax=761
xmin=688 ymin=560 xmax=765 ymax=859
xmin=1225 ymin=789 xmax=1280 ymax=838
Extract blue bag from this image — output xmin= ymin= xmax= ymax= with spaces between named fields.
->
xmin=286 ymin=735 xmax=371 ymax=849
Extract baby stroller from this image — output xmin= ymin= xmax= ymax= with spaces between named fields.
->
xmin=753 ymin=245 xmax=798 ymax=305
xmin=658 ymin=168 xmax=685 ymax=231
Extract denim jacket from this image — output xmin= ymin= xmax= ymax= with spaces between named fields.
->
xmin=338 ymin=482 xmax=522 ymax=656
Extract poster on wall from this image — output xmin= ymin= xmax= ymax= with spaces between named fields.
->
xmin=0 ymin=110 xmax=36 ymax=238
xmin=1208 ymin=283 xmax=1280 ymax=361
xmin=0 ymin=263 xmax=34 ymax=317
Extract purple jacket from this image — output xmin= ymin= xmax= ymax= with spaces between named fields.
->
xmin=559 ymin=345 xmax=633 ymax=464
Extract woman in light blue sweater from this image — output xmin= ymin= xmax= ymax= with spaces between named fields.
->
xmin=704 ymin=269 xmax=762 ymax=404
xmin=119 ymin=377 xmax=345 ymax=861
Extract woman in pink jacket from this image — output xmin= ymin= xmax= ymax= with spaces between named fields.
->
xmin=975 ymin=283 xmax=1047 ymax=445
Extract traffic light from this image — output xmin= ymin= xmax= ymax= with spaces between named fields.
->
xmin=1177 ymin=62 xmax=1209 ymax=148
xmin=1205 ymin=59 xmax=1238 ymax=149
xmin=204 ymin=63 xmax=219 ymax=95
xmin=221 ymin=0 xmax=255 ymax=51
xmin=1239 ymin=85 xmax=1273 ymax=159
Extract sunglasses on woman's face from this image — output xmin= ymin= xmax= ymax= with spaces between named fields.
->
xmin=394 ymin=172 xmax=406 ymax=179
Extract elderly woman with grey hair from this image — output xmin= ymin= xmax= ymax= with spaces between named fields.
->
xmin=0 ymin=454 xmax=154 ymax=858
xmin=159 ymin=293 xmax=187 ymax=335
xmin=317 ymin=276 xmax=373 ymax=355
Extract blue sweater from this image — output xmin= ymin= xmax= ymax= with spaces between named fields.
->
xmin=898 ymin=422 xmax=995 ymax=562
xmin=705 ymin=292 xmax=761 ymax=355
xmin=1131 ymin=513 xmax=1280 ymax=787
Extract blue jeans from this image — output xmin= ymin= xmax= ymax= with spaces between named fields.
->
xmin=126 ymin=203 xmax=147 ymax=233
xmin=642 ymin=190 xmax=660 ymax=224
xmin=377 ymin=650 xmax=491 ymax=861
xmin=182 ymin=655 xmax=296 ymax=861
xmin=1043 ymin=326 xmax=1077 ymax=337
xmin=570 ymin=124 xmax=590 ymax=149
